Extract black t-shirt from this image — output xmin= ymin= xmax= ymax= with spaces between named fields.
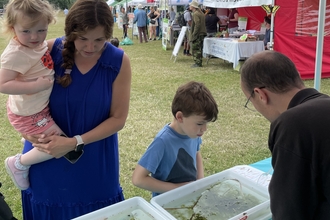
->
xmin=269 ymin=88 xmax=330 ymax=219
xmin=205 ymin=14 xmax=220 ymax=33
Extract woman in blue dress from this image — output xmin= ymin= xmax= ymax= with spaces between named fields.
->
xmin=21 ymin=0 xmax=132 ymax=219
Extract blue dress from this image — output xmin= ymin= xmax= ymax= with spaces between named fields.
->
xmin=21 ymin=38 xmax=125 ymax=219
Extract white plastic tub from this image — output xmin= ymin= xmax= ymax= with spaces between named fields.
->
xmin=73 ymin=196 xmax=168 ymax=220
xmin=151 ymin=167 xmax=272 ymax=220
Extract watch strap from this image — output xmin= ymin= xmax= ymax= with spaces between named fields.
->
xmin=74 ymin=135 xmax=84 ymax=152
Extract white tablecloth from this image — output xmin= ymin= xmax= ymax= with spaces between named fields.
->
xmin=203 ymin=38 xmax=264 ymax=68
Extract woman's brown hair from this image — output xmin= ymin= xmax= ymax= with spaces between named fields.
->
xmin=58 ymin=0 xmax=114 ymax=87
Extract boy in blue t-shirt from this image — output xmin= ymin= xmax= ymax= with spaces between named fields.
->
xmin=132 ymin=81 xmax=218 ymax=196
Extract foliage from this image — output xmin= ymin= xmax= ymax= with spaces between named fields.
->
xmin=49 ymin=0 xmax=75 ymax=9
xmin=0 ymin=0 xmax=8 ymax=8
xmin=0 ymin=0 xmax=74 ymax=9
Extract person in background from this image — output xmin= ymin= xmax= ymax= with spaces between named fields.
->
xmin=0 ymin=0 xmax=64 ymax=191
xmin=189 ymin=1 xmax=207 ymax=68
xmin=264 ymin=15 xmax=271 ymax=50
xmin=121 ymin=7 xmax=129 ymax=38
xmin=134 ymin=5 xmax=139 ymax=15
xmin=156 ymin=8 xmax=161 ymax=40
xmin=21 ymin=0 xmax=132 ymax=219
xmin=183 ymin=5 xmax=192 ymax=56
xmin=226 ymin=8 xmax=238 ymax=34
xmin=205 ymin=7 xmax=221 ymax=37
xmin=133 ymin=4 xmax=148 ymax=43
xmin=240 ymin=50 xmax=330 ymax=219
xmin=112 ymin=7 xmax=117 ymax=23
xmin=132 ymin=81 xmax=218 ymax=197
xmin=169 ymin=7 xmax=176 ymax=24
xmin=64 ymin=8 xmax=68 ymax=16
xmin=147 ymin=6 xmax=160 ymax=41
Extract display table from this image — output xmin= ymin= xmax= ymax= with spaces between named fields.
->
xmin=203 ymin=37 xmax=264 ymax=68
xmin=229 ymin=31 xmax=265 ymax=38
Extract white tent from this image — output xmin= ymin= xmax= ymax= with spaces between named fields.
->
xmin=128 ymin=0 xmax=156 ymax=6
xmin=169 ymin=0 xmax=203 ymax=6
xmin=107 ymin=0 xmax=115 ymax=6
xmin=203 ymin=0 xmax=272 ymax=8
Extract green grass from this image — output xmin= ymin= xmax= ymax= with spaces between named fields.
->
xmin=1 ymin=12 xmax=330 ymax=219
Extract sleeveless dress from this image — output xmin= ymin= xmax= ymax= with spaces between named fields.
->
xmin=21 ymin=37 xmax=125 ymax=220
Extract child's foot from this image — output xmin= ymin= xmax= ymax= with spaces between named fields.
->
xmin=5 ymin=155 xmax=30 ymax=190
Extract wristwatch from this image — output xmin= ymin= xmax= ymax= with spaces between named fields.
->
xmin=74 ymin=135 xmax=84 ymax=152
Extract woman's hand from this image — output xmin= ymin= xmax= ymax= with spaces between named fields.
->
xmin=22 ymin=133 xmax=46 ymax=144
xmin=32 ymin=135 xmax=76 ymax=158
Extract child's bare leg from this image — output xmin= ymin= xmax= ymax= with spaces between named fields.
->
xmin=5 ymin=123 xmax=64 ymax=190
xmin=20 ymin=148 xmax=53 ymax=166
xmin=20 ymin=123 xmax=63 ymax=165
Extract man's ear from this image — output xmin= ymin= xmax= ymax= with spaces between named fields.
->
xmin=255 ymin=88 xmax=268 ymax=104
xmin=175 ymin=111 xmax=184 ymax=123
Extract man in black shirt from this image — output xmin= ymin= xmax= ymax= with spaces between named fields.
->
xmin=240 ymin=50 xmax=330 ymax=219
xmin=205 ymin=8 xmax=220 ymax=37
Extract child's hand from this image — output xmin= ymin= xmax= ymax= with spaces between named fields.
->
xmin=35 ymin=76 xmax=54 ymax=91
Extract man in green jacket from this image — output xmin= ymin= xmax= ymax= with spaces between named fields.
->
xmin=189 ymin=1 xmax=207 ymax=67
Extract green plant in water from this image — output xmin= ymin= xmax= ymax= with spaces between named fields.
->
xmin=165 ymin=179 xmax=262 ymax=220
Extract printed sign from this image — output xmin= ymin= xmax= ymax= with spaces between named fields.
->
xmin=203 ymin=0 xmax=272 ymax=8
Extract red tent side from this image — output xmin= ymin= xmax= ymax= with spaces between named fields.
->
xmin=214 ymin=1 xmax=330 ymax=79
xmin=237 ymin=7 xmax=265 ymax=31
xmin=275 ymin=0 xmax=330 ymax=79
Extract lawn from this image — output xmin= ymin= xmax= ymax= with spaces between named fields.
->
xmin=0 ymin=12 xmax=329 ymax=219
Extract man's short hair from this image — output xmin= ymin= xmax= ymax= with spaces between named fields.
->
xmin=172 ymin=81 xmax=218 ymax=122
xmin=240 ymin=51 xmax=304 ymax=94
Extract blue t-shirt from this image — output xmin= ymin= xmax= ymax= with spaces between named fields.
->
xmin=138 ymin=124 xmax=202 ymax=197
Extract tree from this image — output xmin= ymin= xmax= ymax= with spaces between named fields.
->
xmin=0 ymin=0 xmax=75 ymax=10
xmin=0 ymin=0 xmax=9 ymax=9
xmin=49 ymin=0 xmax=75 ymax=9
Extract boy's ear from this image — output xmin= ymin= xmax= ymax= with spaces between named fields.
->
xmin=175 ymin=111 xmax=184 ymax=122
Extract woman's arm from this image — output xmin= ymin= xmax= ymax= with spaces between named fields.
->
xmin=0 ymin=68 xmax=53 ymax=95
xmin=32 ymin=53 xmax=132 ymax=158
xmin=47 ymin=38 xmax=56 ymax=51
xmin=155 ymin=11 xmax=160 ymax=19
xmin=230 ymin=12 xmax=239 ymax=22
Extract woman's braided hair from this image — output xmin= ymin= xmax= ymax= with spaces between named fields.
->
xmin=57 ymin=0 xmax=114 ymax=87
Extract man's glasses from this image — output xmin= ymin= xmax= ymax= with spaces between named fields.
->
xmin=244 ymin=86 xmax=266 ymax=111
